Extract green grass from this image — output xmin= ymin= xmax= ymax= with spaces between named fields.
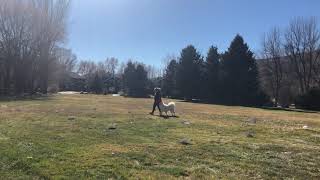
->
xmin=0 ymin=94 xmax=320 ymax=179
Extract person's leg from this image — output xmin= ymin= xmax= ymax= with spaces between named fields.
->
xmin=156 ymin=103 xmax=162 ymax=115
xmin=156 ymin=103 xmax=161 ymax=111
xmin=150 ymin=102 xmax=157 ymax=114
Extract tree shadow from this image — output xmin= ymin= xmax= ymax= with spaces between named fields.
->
xmin=175 ymin=98 xmax=320 ymax=114
xmin=261 ymin=106 xmax=319 ymax=114
xmin=0 ymin=94 xmax=53 ymax=102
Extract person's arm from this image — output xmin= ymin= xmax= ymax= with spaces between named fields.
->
xmin=154 ymin=92 xmax=157 ymax=101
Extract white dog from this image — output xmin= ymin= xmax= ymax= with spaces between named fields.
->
xmin=159 ymin=101 xmax=176 ymax=116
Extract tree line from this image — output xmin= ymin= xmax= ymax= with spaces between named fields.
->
xmin=0 ymin=1 xmax=319 ymax=109
xmin=162 ymin=35 xmax=268 ymax=106
xmin=118 ymin=17 xmax=320 ymax=109
xmin=260 ymin=17 xmax=320 ymax=108
xmin=73 ymin=34 xmax=267 ymax=108
xmin=0 ymin=0 xmax=70 ymax=95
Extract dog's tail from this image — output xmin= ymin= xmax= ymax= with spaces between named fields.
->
xmin=168 ymin=102 xmax=175 ymax=106
xmin=168 ymin=102 xmax=175 ymax=111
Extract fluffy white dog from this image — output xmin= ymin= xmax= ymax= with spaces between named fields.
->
xmin=159 ymin=101 xmax=176 ymax=116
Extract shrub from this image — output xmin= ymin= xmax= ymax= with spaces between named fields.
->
xmin=48 ymin=85 xmax=59 ymax=93
xmin=295 ymin=88 xmax=320 ymax=111
xmin=249 ymin=90 xmax=271 ymax=107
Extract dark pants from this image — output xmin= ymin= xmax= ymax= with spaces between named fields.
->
xmin=151 ymin=102 xmax=161 ymax=113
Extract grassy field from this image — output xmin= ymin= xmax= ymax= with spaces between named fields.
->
xmin=0 ymin=94 xmax=319 ymax=179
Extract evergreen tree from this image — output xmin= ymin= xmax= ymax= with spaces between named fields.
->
xmin=176 ymin=45 xmax=204 ymax=100
xmin=205 ymin=46 xmax=220 ymax=102
xmin=90 ymin=73 xmax=103 ymax=94
xmin=162 ymin=59 xmax=178 ymax=97
xmin=135 ymin=64 xmax=148 ymax=97
xmin=123 ymin=61 xmax=149 ymax=97
xmin=123 ymin=61 xmax=136 ymax=95
xmin=221 ymin=35 xmax=268 ymax=106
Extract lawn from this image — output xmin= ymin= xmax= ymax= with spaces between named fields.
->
xmin=0 ymin=94 xmax=319 ymax=179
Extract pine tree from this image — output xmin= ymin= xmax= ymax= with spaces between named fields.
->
xmin=123 ymin=61 xmax=148 ymax=97
xmin=176 ymin=45 xmax=203 ymax=100
xmin=205 ymin=46 xmax=220 ymax=102
xmin=135 ymin=64 xmax=148 ymax=97
xmin=123 ymin=61 xmax=136 ymax=95
xmin=221 ymin=35 xmax=268 ymax=106
xmin=162 ymin=59 xmax=178 ymax=97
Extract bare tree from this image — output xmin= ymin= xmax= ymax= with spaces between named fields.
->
xmin=146 ymin=65 xmax=156 ymax=79
xmin=261 ymin=27 xmax=283 ymax=106
xmin=104 ymin=57 xmax=119 ymax=76
xmin=32 ymin=0 xmax=70 ymax=93
xmin=284 ymin=17 xmax=320 ymax=94
xmin=77 ymin=60 xmax=97 ymax=76
xmin=0 ymin=0 xmax=31 ymax=94
xmin=56 ymin=48 xmax=77 ymax=73
xmin=0 ymin=0 xmax=70 ymax=95
xmin=54 ymin=47 xmax=77 ymax=90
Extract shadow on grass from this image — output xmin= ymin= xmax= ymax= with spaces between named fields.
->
xmin=0 ymin=94 xmax=53 ymax=102
xmin=261 ymin=106 xmax=319 ymax=114
xmin=153 ymin=114 xmax=180 ymax=119
xmin=175 ymin=98 xmax=320 ymax=114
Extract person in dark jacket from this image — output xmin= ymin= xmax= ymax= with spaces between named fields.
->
xmin=150 ymin=88 xmax=162 ymax=115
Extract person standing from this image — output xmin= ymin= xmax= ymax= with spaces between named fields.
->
xmin=150 ymin=88 xmax=162 ymax=115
